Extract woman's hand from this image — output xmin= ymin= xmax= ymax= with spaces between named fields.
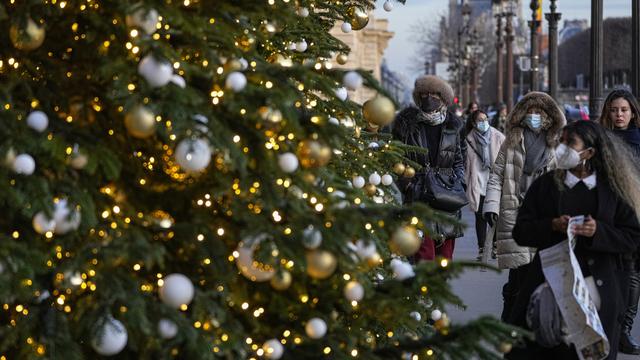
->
xmin=573 ymin=215 xmax=597 ymax=238
xmin=551 ymin=215 xmax=571 ymax=232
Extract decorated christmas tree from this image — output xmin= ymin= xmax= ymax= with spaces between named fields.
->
xmin=0 ymin=1 xmax=523 ymax=359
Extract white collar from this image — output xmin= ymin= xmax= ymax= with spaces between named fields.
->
xmin=564 ymin=171 xmax=597 ymax=190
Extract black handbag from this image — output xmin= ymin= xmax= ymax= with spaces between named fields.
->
xmin=421 ymin=167 xmax=469 ymax=212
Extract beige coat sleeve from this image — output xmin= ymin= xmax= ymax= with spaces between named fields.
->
xmin=483 ymin=142 xmax=507 ymax=216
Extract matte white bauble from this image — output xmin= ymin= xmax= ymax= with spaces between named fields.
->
xmin=288 ymin=42 xmax=297 ymax=51
xmin=278 ymin=153 xmax=299 ymax=173
xmin=341 ymin=22 xmax=352 ymax=33
xmin=238 ymin=58 xmax=249 ymax=70
xmin=297 ymin=7 xmax=310 ymax=17
xmin=343 ymin=71 xmax=363 ymax=91
xmin=225 ymin=72 xmax=247 ymax=92
xmin=138 ymin=54 xmax=173 ymax=88
xmin=431 ymin=309 xmax=443 ymax=321
xmin=26 ymin=111 xmax=48 ymax=132
xmin=91 ymin=318 xmax=128 ymax=356
xmin=32 ymin=212 xmax=56 ymax=234
xmin=368 ymin=172 xmax=381 ymax=186
xmin=344 ymin=281 xmax=364 ymax=302
xmin=175 ymin=138 xmax=211 ymax=173
xmin=410 ymin=311 xmax=422 ymax=321
xmin=383 ymin=1 xmax=394 ymax=11
xmin=390 ymin=259 xmax=415 ymax=280
xmin=158 ymin=318 xmax=178 ymax=339
xmin=352 ymin=176 xmax=365 ymax=189
xmin=368 ymin=142 xmax=380 ymax=149
xmin=305 ymin=318 xmax=327 ymax=339
xmin=296 ymin=39 xmax=308 ymax=52
xmin=328 ymin=117 xmax=340 ymax=125
xmin=159 ymin=273 xmax=195 ymax=308
xmin=126 ymin=7 xmax=159 ymax=35
xmin=381 ymin=174 xmax=393 ymax=186
xmin=170 ymin=74 xmax=186 ymax=88
xmin=302 ymin=225 xmax=323 ymax=249
xmin=334 ymin=87 xmax=348 ymax=101
xmin=13 ymin=154 xmax=35 ymax=175
xmin=53 ymin=199 xmax=81 ymax=234
xmin=262 ymin=339 xmax=284 ymax=359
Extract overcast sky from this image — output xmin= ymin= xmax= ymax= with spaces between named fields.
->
xmin=374 ymin=0 xmax=631 ymax=81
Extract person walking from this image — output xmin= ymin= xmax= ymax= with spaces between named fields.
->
xmin=491 ymin=103 xmax=508 ymax=133
xmin=482 ymin=91 xmax=566 ymax=320
xmin=463 ymin=101 xmax=479 ymax=123
xmin=598 ymin=88 xmax=640 ymax=354
xmin=507 ymin=120 xmax=640 ymax=359
xmin=392 ymin=75 xmax=466 ymax=261
xmin=464 ymin=110 xmax=505 ymax=260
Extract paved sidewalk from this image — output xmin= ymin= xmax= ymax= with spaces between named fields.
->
xmin=446 ymin=207 xmax=640 ymax=359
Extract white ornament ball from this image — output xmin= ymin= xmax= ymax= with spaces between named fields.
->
xmin=91 ymin=318 xmax=128 ymax=356
xmin=368 ymin=142 xmax=380 ymax=150
xmin=288 ymin=42 xmax=297 ymax=51
xmin=334 ymin=87 xmax=348 ymax=101
xmin=225 ymin=72 xmax=247 ymax=92
xmin=278 ymin=153 xmax=299 ymax=173
xmin=343 ymin=71 xmax=363 ymax=91
xmin=328 ymin=117 xmax=340 ymax=125
xmin=305 ymin=318 xmax=327 ymax=339
xmin=138 ymin=54 xmax=173 ymax=88
xmin=352 ymin=176 xmax=365 ymax=189
xmin=383 ymin=1 xmax=394 ymax=12
xmin=238 ymin=58 xmax=249 ymax=70
xmin=53 ymin=199 xmax=81 ymax=234
xmin=126 ymin=7 xmax=159 ymax=35
xmin=390 ymin=259 xmax=415 ymax=280
xmin=344 ymin=281 xmax=364 ymax=302
xmin=381 ymin=174 xmax=393 ymax=186
xmin=32 ymin=211 xmax=56 ymax=234
xmin=297 ymin=7 xmax=310 ymax=17
xmin=26 ymin=111 xmax=48 ymax=132
xmin=302 ymin=225 xmax=323 ymax=249
xmin=159 ymin=273 xmax=195 ymax=308
xmin=70 ymin=146 xmax=89 ymax=169
xmin=368 ymin=172 xmax=381 ymax=186
xmin=296 ymin=39 xmax=308 ymax=52
xmin=158 ymin=319 xmax=178 ymax=339
xmin=13 ymin=154 xmax=35 ymax=175
xmin=431 ymin=309 xmax=443 ymax=321
xmin=341 ymin=22 xmax=352 ymax=33
xmin=175 ymin=138 xmax=212 ymax=173
xmin=170 ymin=74 xmax=186 ymax=88
xmin=410 ymin=311 xmax=422 ymax=321
xmin=262 ymin=339 xmax=284 ymax=359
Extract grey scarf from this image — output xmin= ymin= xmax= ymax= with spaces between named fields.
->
xmin=416 ymin=106 xmax=447 ymax=126
xmin=523 ymin=128 xmax=549 ymax=175
xmin=472 ymin=128 xmax=492 ymax=169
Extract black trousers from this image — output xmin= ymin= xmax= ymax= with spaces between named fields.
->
xmin=475 ymin=195 xmax=494 ymax=251
xmin=501 ymin=262 xmax=533 ymax=321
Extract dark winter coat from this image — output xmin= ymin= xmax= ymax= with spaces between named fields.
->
xmin=614 ymin=126 xmax=640 ymax=158
xmin=507 ymin=172 xmax=640 ymax=359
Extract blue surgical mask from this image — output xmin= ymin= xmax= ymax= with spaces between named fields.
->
xmin=476 ymin=121 xmax=490 ymax=133
xmin=524 ymin=113 xmax=542 ymax=130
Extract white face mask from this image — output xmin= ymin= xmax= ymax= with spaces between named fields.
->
xmin=554 ymin=143 xmax=590 ymax=170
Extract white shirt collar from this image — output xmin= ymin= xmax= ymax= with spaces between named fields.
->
xmin=564 ymin=171 xmax=597 ymax=190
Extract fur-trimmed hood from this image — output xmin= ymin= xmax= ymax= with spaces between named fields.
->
xmin=505 ymin=91 xmax=566 ymax=147
xmin=412 ymin=75 xmax=455 ymax=107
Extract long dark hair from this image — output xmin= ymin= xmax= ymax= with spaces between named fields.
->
xmin=464 ymin=110 xmax=488 ymax=136
xmin=597 ymin=89 xmax=640 ymax=129
xmin=555 ymin=121 xmax=640 ymax=216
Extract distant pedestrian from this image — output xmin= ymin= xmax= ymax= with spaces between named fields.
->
xmin=464 ymin=110 xmax=505 ymax=260
xmin=508 ymin=120 xmax=640 ymax=359
xmin=598 ymin=88 xmax=640 ymax=354
xmin=491 ymin=103 xmax=508 ymax=133
xmin=483 ymin=92 xmax=566 ymax=320
xmin=463 ymin=101 xmax=479 ymax=122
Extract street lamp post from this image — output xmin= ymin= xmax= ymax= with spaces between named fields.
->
xmin=632 ymin=0 xmax=640 ymax=98
xmin=458 ymin=3 xmax=472 ymax=107
xmin=529 ymin=0 xmax=541 ymax=93
xmin=505 ymin=0 xmax=515 ymax=111
xmin=545 ymin=0 xmax=561 ymax=101
xmin=589 ymin=0 xmax=603 ymax=120
xmin=495 ymin=8 xmax=504 ymax=105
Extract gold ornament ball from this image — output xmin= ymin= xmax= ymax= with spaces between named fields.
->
xmin=393 ymin=162 xmax=406 ymax=175
xmin=235 ymin=33 xmax=256 ymax=52
xmin=270 ymin=270 xmax=292 ymax=291
xmin=434 ymin=314 xmax=450 ymax=331
xmin=124 ymin=105 xmax=156 ymax=139
xmin=223 ymin=59 xmax=244 ymax=72
xmin=499 ymin=342 xmax=513 ymax=354
xmin=297 ymin=140 xmax=332 ymax=168
xmin=336 ymin=53 xmax=349 ymax=65
xmin=363 ymin=96 xmax=396 ymax=127
xmin=364 ymin=183 xmax=377 ymax=196
xmin=389 ymin=225 xmax=421 ymax=256
xmin=347 ymin=6 xmax=370 ymax=30
xmin=306 ymin=250 xmax=337 ymax=279
xmin=10 ymin=19 xmax=45 ymax=51
xmin=403 ymin=166 xmax=416 ymax=178
xmin=366 ymin=252 xmax=383 ymax=268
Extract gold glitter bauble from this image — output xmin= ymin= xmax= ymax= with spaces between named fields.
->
xmin=499 ymin=342 xmax=513 ymax=354
xmin=306 ymin=250 xmax=337 ymax=279
xmin=364 ymin=183 xmax=377 ymax=196
xmin=10 ymin=19 xmax=45 ymax=51
xmin=393 ymin=163 xmax=406 ymax=175
xmin=366 ymin=252 xmax=383 ymax=268
xmin=403 ymin=166 xmax=416 ymax=178
xmin=297 ymin=140 xmax=331 ymax=168
xmin=363 ymin=96 xmax=396 ymax=127
xmin=223 ymin=59 xmax=244 ymax=72
xmin=434 ymin=314 xmax=450 ymax=331
xmin=389 ymin=225 xmax=421 ymax=256
xmin=270 ymin=270 xmax=292 ymax=291
xmin=235 ymin=33 xmax=256 ymax=52
xmin=347 ymin=6 xmax=369 ymax=30
xmin=336 ymin=53 xmax=349 ymax=65
xmin=124 ymin=105 xmax=156 ymax=139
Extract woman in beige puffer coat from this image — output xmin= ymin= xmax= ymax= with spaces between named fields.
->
xmin=482 ymin=91 xmax=566 ymax=320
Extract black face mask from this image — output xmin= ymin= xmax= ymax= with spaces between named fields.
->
xmin=420 ymin=96 xmax=442 ymax=113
